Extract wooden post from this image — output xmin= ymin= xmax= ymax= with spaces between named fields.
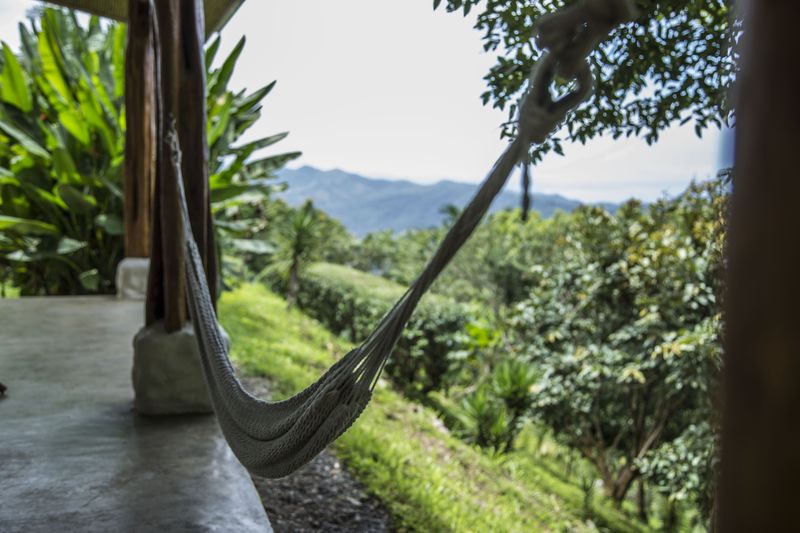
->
xmin=123 ymin=0 xmax=156 ymax=258
xmin=178 ymin=0 xmax=217 ymax=305
xmin=719 ymin=0 xmax=800 ymax=530
xmin=145 ymin=0 xmax=217 ymax=332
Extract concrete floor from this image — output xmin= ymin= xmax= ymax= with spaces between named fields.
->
xmin=0 ymin=296 xmax=272 ymax=533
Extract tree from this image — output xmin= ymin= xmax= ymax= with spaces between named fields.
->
xmin=437 ymin=0 xmax=738 ymax=162
xmin=350 ymin=230 xmax=401 ymax=277
xmin=271 ymin=199 xmax=324 ymax=308
xmin=512 ymin=178 xmax=725 ymax=513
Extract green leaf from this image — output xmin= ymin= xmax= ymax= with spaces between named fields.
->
xmin=111 ymin=25 xmax=126 ymax=98
xmin=1 ymin=42 xmax=33 ymax=112
xmin=79 ymin=268 xmax=99 ymax=291
xmin=208 ymin=93 xmax=233 ymax=145
xmin=52 ymin=147 xmax=79 ymax=183
xmin=18 ymin=23 xmax=36 ymax=65
xmin=235 ymin=81 xmax=276 ymax=113
xmin=225 ymin=132 xmax=289 ymax=155
xmin=58 ymin=108 xmax=90 ymax=144
xmin=0 ymin=215 xmax=59 ymax=235
xmin=214 ymin=219 xmax=253 ymax=232
xmin=56 ymin=183 xmax=97 ymax=213
xmin=243 ymin=152 xmax=302 ymax=177
xmin=80 ymin=94 xmax=114 ymax=150
xmin=98 ymin=173 xmax=123 ymax=199
xmin=211 ymin=179 xmax=281 ymax=204
xmin=20 ymin=180 xmax=69 ymax=212
xmin=57 ymin=237 xmax=87 ymax=254
xmin=208 ymin=36 xmax=245 ymax=98
xmin=229 ymin=239 xmax=275 ymax=255
xmin=0 ymin=119 xmax=50 ymax=160
xmin=5 ymin=237 xmax=86 ymax=264
xmin=204 ymin=35 xmax=221 ymax=71
xmin=95 ymin=213 xmax=123 ymax=235
xmin=37 ymin=23 xmax=72 ymax=105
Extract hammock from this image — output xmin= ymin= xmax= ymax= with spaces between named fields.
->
xmin=173 ymin=0 xmax=636 ymax=478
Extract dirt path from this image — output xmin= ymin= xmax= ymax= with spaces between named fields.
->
xmin=241 ymin=375 xmax=395 ymax=533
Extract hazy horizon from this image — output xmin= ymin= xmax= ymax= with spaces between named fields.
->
xmin=281 ymin=162 xmax=719 ymax=204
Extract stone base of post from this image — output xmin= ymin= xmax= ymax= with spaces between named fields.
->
xmin=132 ymin=321 xmax=228 ymax=415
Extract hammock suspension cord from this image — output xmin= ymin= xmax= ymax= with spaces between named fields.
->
xmin=172 ymin=0 xmax=637 ymax=478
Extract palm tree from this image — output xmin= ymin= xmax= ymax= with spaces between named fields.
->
xmin=272 ymin=200 xmax=322 ymax=308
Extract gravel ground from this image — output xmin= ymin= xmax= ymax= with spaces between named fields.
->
xmin=241 ymin=375 xmax=395 ymax=533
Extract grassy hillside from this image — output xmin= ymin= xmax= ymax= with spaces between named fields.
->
xmin=219 ymin=284 xmax=649 ymax=532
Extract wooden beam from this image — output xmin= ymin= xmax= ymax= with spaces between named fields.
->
xmin=719 ymin=0 xmax=800 ymax=530
xmin=123 ymin=0 xmax=155 ymax=258
xmin=42 ymin=0 xmax=247 ymax=38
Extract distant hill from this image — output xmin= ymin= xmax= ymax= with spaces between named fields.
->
xmin=277 ymin=166 xmax=615 ymax=236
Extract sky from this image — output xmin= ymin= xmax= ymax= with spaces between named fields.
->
xmin=0 ymin=0 xmax=731 ymax=203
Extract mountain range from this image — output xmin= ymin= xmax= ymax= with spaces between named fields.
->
xmin=276 ymin=166 xmax=615 ymax=236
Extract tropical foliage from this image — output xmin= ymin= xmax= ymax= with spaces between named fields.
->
xmin=204 ymin=35 xmax=300 ymax=286
xmin=0 ymin=10 xmax=127 ymax=294
xmin=0 ymin=8 xmax=297 ymax=295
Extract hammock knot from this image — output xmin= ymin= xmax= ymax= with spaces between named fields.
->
xmin=518 ymin=88 xmax=564 ymax=145
xmin=535 ymin=0 xmax=637 ymax=55
xmin=517 ymin=0 xmax=637 ymax=147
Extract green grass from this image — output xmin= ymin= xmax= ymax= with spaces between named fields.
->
xmin=220 ymin=284 xmax=650 ymax=533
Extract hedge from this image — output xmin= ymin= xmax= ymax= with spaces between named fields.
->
xmin=268 ymin=262 xmax=469 ymax=394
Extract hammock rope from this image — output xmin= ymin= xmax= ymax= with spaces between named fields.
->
xmin=172 ymin=0 xmax=637 ymax=478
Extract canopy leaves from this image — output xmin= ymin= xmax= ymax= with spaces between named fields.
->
xmin=438 ymin=0 xmax=738 ymax=162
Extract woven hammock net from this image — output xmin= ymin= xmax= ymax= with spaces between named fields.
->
xmin=170 ymin=0 xmax=636 ymax=478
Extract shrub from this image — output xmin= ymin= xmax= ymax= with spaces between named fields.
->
xmin=268 ymin=262 xmax=469 ymax=394
xmin=452 ymin=385 xmax=510 ymax=451
xmin=431 ymin=358 xmax=537 ymax=453
xmin=511 ymin=178 xmax=726 ymax=510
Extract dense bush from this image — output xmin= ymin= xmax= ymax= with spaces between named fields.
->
xmin=512 ymin=178 xmax=726 ymax=515
xmin=268 ymin=262 xmax=469 ymax=395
